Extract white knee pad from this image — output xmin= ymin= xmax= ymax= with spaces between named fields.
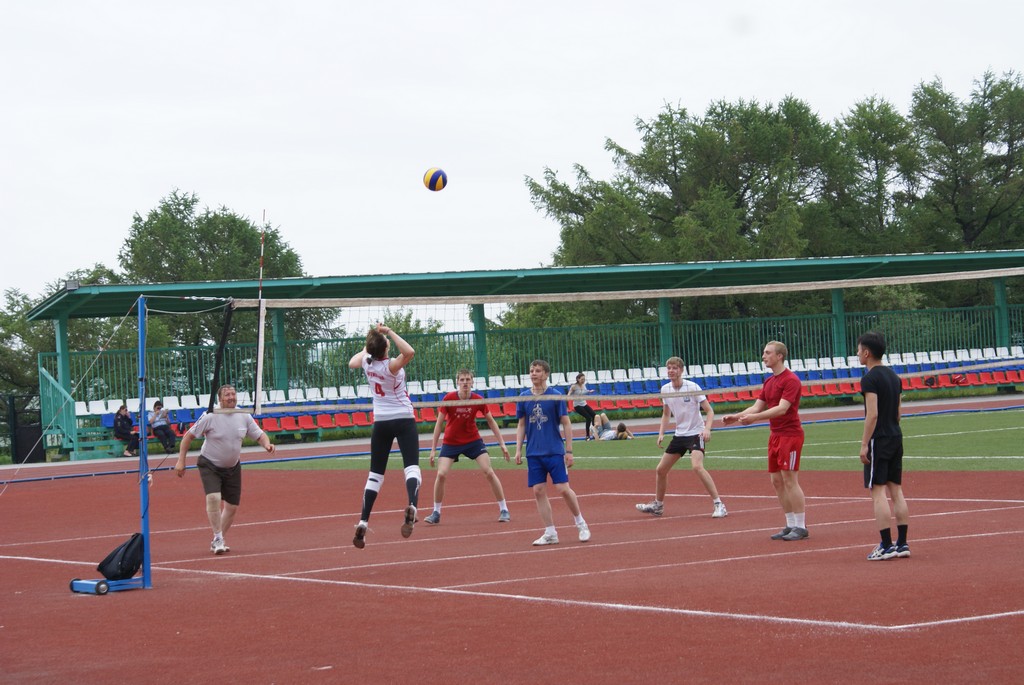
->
xmin=403 ymin=464 xmax=422 ymax=485
xmin=364 ymin=472 xmax=384 ymax=493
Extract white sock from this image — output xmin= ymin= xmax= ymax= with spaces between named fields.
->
xmin=545 ymin=526 xmax=558 ymax=536
xmin=713 ymin=498 xmax=722 ymax=505
xmin=794 ymin=512 xmax=806 ymax=528
xmin=574 ymin=514 xmax=585 ymax=525
xmin=785 ymin=512 xmax=796 ymax=528
xmin=497 ymin=500 xmax=507 ymax=511
xmin=433 ymin=503 xmax=442 ymax=514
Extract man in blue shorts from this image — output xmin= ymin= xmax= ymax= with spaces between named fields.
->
xmin=425 ymin=369 xmax=511 ymax=524
xmin=514 ymin=359 xmax=591 ymax=546
xmin=857 ymin=331 xmax=911 ymax=560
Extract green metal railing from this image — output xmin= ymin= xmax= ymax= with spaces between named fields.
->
xmin=39 ymin=305 xmax=1018 ymax=406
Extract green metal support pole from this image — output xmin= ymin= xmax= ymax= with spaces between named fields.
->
xmin=658 ymin=298 xmax=673 ymax=363
xmin=831 ymin=288 xmax=847 ymax=359
xmin=993 ymin=278 xmax=1010 ymax=349
xmin=54 ymin=314 xmax=73 ymax=398
xmin=471 ymin=304 xmax=488 ymax=378
xmin=272 ymin=309 xmax=289 ymax=392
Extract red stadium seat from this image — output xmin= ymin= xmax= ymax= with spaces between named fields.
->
xmin=352 ymin=412 xmax=372 ymax=427
xmin=297 ymin=415 xmax=316 ymax=431
xmin=262 ymin=417 xmax=283 ymax=433
xmin=488 ymin=403 xmax=505 ymax=418
xmin=420 ymin=406 xmax=437 ymax=423
xmin=333 ymin=413 xmax=352 ymax=428
xmin=281 ymin=416 xmax=300 ymax=431
xmin=315 ymin=414 xmax=335 ymax=430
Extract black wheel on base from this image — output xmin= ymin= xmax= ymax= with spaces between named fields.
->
xmin=69 ymin=579 xmax=79 ymax=591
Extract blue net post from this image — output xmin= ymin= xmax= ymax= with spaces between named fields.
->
xmin=137 ymin=295 xmax=153 ymax=588
xmin=69 ymin=295 xmax=152 ymax=594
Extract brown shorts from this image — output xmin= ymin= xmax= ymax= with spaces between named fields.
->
xmin=197 ymin=455 xmax=242 ymax=506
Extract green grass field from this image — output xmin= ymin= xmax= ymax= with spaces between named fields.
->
xmin=249 ymin=408 xmax=1024 ymax=472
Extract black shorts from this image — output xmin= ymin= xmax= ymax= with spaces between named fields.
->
xmin=439 ymin=439 xmax=489 ymax=461
xmin=665 ymin=434 xmax=705 ymax=456
xmin=864 ymin=436 xmax=903 ymax=488
xmin=197 ymin=455 xmax=242 ymax=506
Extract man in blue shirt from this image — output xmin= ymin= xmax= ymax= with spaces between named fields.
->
xmin=515 ymin=359 xmax=591 ymax=546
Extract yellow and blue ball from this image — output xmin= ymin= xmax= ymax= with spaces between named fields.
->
xmin=423 ymin=167 xmax=447 ymax=191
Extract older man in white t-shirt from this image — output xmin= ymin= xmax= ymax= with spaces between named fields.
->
xmin=175 ymin=385 xmax=275 ymax=554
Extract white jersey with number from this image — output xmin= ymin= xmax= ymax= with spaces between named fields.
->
xmin=362 ymin=356 xmax=415 ymax=421
xmin=661 ymin=379 xmax=707 ymax=436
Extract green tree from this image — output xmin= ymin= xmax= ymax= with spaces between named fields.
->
xmin=0 ymin=264 xmax=159 ymax=395
xmin=119 ymin=190 xmax=340 ymax=346
xmin=909 ymin=71 xmax=1024 ymax=250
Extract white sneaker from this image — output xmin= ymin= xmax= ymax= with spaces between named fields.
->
xmin=401 ymin=505 xmax=417 ymax=539
xmin=712 ymin=502 xmax=728 ymax=518
xmin=353 ymin=521 xmax=368 ymax=549
xmin=577 ymin=522 xmax=591 ymax=542
xmin=532 ymin=533 xmax=559 ymax=546
xmin=211 ymin=538 xmax=227 ymax=555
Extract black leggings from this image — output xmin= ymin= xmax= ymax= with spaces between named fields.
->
xmin=369 ymin=418 xmax=420 ymax=473
xmin=363 ymin=417 xmax=421 ymax=521
xmin=574 ymin=405 xmax=597 ymax=437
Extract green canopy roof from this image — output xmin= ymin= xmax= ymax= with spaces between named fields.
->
xmin=27 ymin=251 xmax=1024 ymax=321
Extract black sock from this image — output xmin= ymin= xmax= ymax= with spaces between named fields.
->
xmin=880 ymin=528 xmax=893 ymax=547
xmin=361 ymin=490 xmax=378 ymax=522
xmin=896 ymin=524 xmax=908 ymax=547
xmin=405 ymin=477 xmax=420 ymax=508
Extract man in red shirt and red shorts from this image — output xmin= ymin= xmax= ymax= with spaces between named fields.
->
xmin=425 ymin=369 xmax=511 ymax=524
xmin=723 ymin=341 xmax=808 ymax=541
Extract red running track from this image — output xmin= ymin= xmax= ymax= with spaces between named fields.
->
xmin=1 ymin=466 xmax=1022 ymax=684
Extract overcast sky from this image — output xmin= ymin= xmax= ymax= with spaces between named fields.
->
xmin=2 ymin=1 xmax=1021 ymax=302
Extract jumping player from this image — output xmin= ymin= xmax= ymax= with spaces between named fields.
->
xmin=347 ymin=324 xmax=420 ymax=549
xmin=425 ymin=369 xmax=511 ymax=524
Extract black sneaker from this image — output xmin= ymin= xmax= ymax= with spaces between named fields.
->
xmin=770 ymin=527 xmax=792 ymax=540
xmin=781 ymin=527 xmax=809 ymax=541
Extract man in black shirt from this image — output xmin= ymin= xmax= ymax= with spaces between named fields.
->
xmin=857 ymin=332 xmax=910 ymax=561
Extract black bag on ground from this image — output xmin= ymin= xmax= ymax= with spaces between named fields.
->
xmin=97 ymin=533 xmax=144 ymax=580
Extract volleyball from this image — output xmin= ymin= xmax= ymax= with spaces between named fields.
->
xmin=423 ymin=167 xmax=447 ymax=191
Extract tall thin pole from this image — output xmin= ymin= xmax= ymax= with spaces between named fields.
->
xmin=137 ymin=295 xmax=152 ymax=589
xmin=255 ymin=210 xmax=266 ymax=414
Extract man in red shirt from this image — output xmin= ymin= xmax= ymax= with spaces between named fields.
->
xmin=425 ymin=369 xmax=511 ymax=524
xmin=723 ymin=341 xmax=808 ymax=541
